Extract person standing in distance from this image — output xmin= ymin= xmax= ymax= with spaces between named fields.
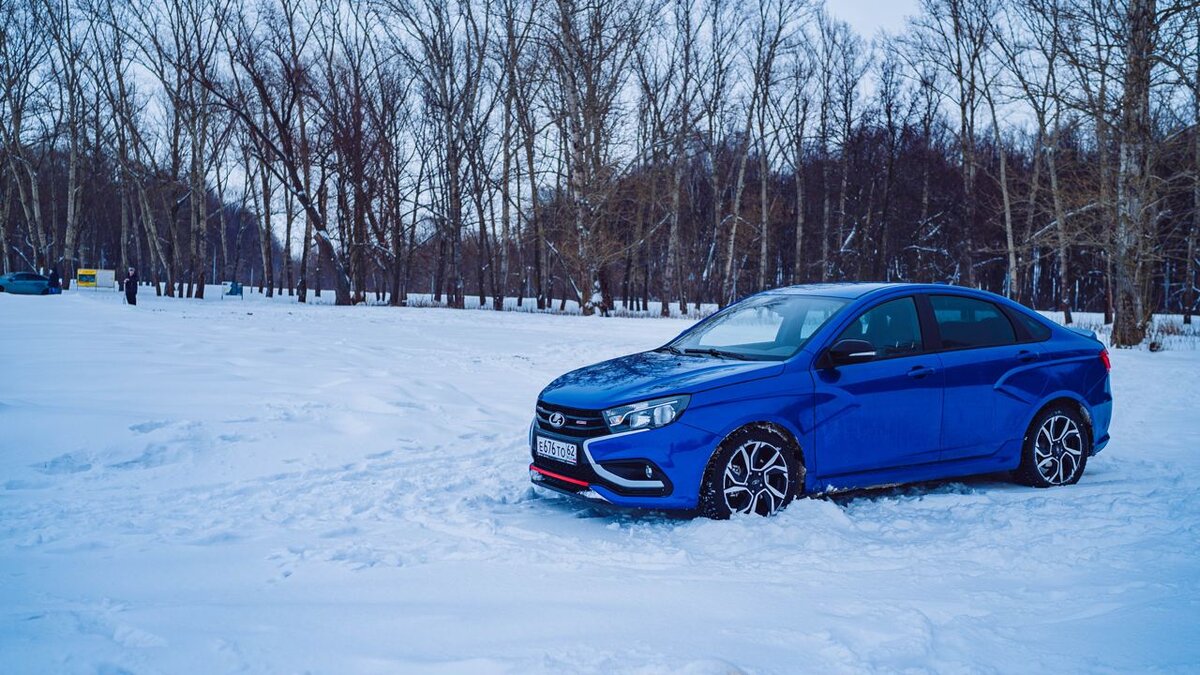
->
xmin=123 ymin=267 xmax=138 ymax=305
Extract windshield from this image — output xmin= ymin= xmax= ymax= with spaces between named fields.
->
xmin=666 ymin=294 xmax=848 ymax=361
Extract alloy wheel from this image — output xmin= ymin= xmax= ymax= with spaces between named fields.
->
xmin=1034 ymin=414 xmax=1084 ymax=485
xmin=722 ymin=440 xmax=790 ymax=516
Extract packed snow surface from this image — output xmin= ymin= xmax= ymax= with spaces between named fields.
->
xmin=1 ymin=289 xmax=1198 ymax=674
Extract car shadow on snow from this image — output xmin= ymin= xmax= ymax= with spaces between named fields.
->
xmin=526 ymin=487 xmax=691 ymax=523
xmin=529 ymin=471 xmax=1021 ymax=522
xmin=822 ymin=472 xmax=1019 ymax=508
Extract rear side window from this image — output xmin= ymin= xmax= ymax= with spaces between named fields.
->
xmin=1013 ymin=311 xmax=1052 ymax=341
xmin=930 ymin=295 xmax=1016 ymax=349
xmin=837 ymin=297 xmax=923 ymax=358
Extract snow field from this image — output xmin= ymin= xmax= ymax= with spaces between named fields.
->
xmin=1 ymin=289 xmax=1198 ymax=673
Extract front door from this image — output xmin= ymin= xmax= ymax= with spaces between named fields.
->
xmin=812 ymin=296 xmax=944 ymax=478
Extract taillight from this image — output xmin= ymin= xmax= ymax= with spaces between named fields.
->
xmin=1100 ymin=349 xmax=1111 ymax=372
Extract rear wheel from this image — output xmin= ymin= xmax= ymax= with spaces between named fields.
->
xmin=699 ymin=426 xmax=801 ymax=519
xmin=1014 ymin=405 xmax=1090 ymax=488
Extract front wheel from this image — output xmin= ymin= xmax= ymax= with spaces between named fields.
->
xmin=1014 ymin=405 xmax=1090 ymax=488
xmin=699 ymin=426 xmax=802 ymax=519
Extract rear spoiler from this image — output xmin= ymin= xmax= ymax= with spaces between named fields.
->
xmin=1066 ymin=326 xmax=1100 ymax=341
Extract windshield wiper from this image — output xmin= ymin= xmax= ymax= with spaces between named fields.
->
xmin=657 ymin=345 xmax=684 ymax=355
xmin=683 ymin=348 xmax=753 ymax=360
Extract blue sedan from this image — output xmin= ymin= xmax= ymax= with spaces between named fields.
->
xmin=0 ymin=272 xmax=52 ymax=295
xmin=529 ymin=283 xmax=1112 ymax=517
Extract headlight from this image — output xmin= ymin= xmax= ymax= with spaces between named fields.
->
xmin=603 ymin=395 xmax=690 ymax=433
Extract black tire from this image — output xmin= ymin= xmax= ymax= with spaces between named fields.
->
xmin=1014 ymin=404 xmax=1091 ymax=488
xmin=698 ymin=425 xmax=802 ymax=519
xmin=40 ymin=287 xmax=50 ymax=295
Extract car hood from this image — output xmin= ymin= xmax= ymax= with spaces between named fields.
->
xmin=539 ymin=350 xmax=784 ymax=410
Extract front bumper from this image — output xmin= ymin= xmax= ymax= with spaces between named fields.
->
xmin=528 ymin=416 xmax=719 ymax=511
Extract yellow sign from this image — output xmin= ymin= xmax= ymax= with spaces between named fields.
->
xmin=77 ymin=269 xmax=97 ymax=287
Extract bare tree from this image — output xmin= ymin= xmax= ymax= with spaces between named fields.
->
xmin=720 ymin=0 xmax=797 ymax=303
xmin=542 ymin=0 xmax=646 ymax=314
xmin=832 ymin=19 xmax=867 ymax=276
xmin=200 ymin=0 xmax=353 ymax=304
xmin=1109 ymin=0 xmax=1192 ymax=345
xmin=2 ymin=0 xmax=1197 ymax=340
xmin=812 ymin=10 xmax=840 ymax=281
xmin=774 ymin=34 xmax=813 ymax=284
xmin=871 ymin=41 xmax=911 ymax=283
xmin=0 ymin=0 xmax=51 ymax=273
xmin=908 ymin=0 xmax=995 ymax=286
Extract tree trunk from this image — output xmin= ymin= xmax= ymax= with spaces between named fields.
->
xmin=708 ymin=125 xmax=725 ymax=303
xmin=284 ymin=191 xmax=295 ymax=296
xmin=722 ymin=102 xmax=757 ymax=303
xmin=61 ymin=121 xmax=82 ymax=290
xmin=471 ymin=156 xmax=496 ymax=309
xmin=1186 ymin=121 xmax=1198 ymax=324
xmin=447 ymin=142 xmax=465 ymax=309
xmin=793 ymin=126 xmax=805 ymax=285
xmin=1047 ymin=126 xmax=1072 ymax=324
xmin=120 ymin=184 xmax=130 ymax=278
xmin=137 ymin=183 xmax=170 ymax=296
xmin=259 ymin=161 xmax=274 ymax=298
xmin=987 ymin=93 xmax=1017 ymax=298
xmin=1023 ymin=128 xmax=1044 ymax=305
xmin=193 ymin=135 xmax=208 ymax=300
xmin=1112 ymin=0 xmax=1155 ymax=347
xmin=757 ymin=128 xmax=770 ymax=292
xmin=0 ymin=173 xmax=11 ymax=274
xmin=664 ymin=150 xmax=684 ymax=316
xmin=959 ymin=99 xmax=977 ymax=287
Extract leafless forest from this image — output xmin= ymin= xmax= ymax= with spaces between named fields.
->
xmin=1 ymin=0 xmax=1197 ymax=344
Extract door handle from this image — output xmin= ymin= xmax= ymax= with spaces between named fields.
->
xmin=907 ymin=365 xmax=936 ymax=379
xmin=1017 ymin=350 xmax=1039 ymax=363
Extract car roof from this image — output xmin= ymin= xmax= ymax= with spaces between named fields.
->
xmin=765 ymin=282 xmax=951 ymax=299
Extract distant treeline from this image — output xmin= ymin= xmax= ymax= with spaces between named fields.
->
xmin=0 ymin=0 xmax=1197 ymax=344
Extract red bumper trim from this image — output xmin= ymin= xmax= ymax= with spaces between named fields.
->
xmin=529 ymin=463 xmax=590 ymax=488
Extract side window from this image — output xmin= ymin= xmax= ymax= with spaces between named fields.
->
xmin=836 ymin=297 xmax=923 ymax=358
xmin=930 ymin=295 xmax=1016 ymax=349
xmin=1014 ymin=310 xmax=1052 ymax=341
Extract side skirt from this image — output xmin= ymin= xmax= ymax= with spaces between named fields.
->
xmin=808 ymin=448 xmax=1022 ymax=495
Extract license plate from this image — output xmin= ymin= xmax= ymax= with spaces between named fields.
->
xmin=535 ymin=436 xmax=578 ymax=465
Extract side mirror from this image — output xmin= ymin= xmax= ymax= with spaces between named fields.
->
xmin=827 ymin=339 xmax=877 ymax=367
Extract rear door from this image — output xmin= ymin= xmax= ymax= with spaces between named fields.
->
xmin=812 ymin=296 xmax=945 ymax=477
xmin=924 ymin=294 xmax=1044 ymax=462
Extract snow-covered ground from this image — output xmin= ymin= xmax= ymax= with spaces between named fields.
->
xmin=2 ymin=288 xmax=1198 ymax=674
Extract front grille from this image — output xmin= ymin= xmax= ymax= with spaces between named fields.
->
xmin=535 ymin=401 xmax=610 ymax=438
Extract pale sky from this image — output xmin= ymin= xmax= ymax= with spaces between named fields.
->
xmin=828 ymin=0 xmax=919 ymax=38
